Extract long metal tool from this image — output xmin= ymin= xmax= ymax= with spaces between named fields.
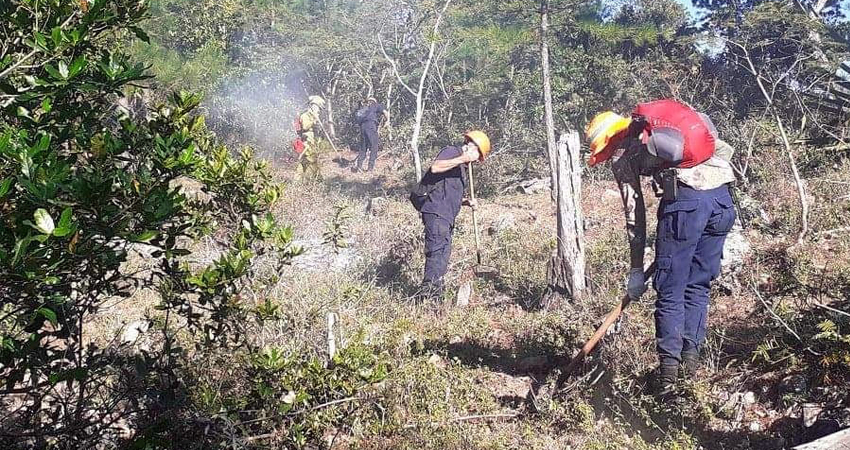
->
xmin=467 ymin=163 xmax=498 ymax=277
xmin=468 ymin=162 xmax=483 ymax=265
xmin=561 ymin=262 xmax=657 ymax=377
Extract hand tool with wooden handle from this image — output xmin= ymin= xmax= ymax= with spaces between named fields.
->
xmin=562 ymin=262 xmax=657 ymax=377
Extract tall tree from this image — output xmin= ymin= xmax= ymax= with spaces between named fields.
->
xmin=380 ymin=0 xmax=453 ymax=181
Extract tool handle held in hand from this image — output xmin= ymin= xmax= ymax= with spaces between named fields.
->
xmin=467 ymin=163 xmax=482 ymax=266
xmin=562 ymin=262 xmax=658 ymax=376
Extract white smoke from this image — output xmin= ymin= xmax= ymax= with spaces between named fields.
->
xmin=204 ymin=68 xmax=307 ymax=165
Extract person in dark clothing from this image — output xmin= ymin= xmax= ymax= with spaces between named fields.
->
xmin=353 ymin=97 xmax=390 ymax=172
xmin=417 ymin=131 xmax=491 ymax=299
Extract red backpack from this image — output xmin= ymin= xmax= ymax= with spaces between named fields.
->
xmin=632 ymin=99 xmax=715 ymax=168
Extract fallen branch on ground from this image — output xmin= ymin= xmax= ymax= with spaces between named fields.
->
xmin=402 ymin=412 xmax=520 ymax=429
xmin=751 ymin=280 xmax=803 ymax=343
xmin=812 ymin=302 xmax=850 ymax=319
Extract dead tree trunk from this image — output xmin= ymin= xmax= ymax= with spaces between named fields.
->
xmin=385 ymin=80 xmax=394 ymax=141
xmin=325 ymin=78 xmax=340 ymax=140
xmin=540 ymin=0 xmax=558 ymax=202
xmin=545 ymin=131 xmax=587 ymax=303
xmin=792 ymin=427 xmax=850 ymax=449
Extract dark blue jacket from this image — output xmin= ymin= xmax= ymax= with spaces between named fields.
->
xmin=360 ymin=104 xmax=385 ymax=126
xmin=420 ymin=146 xmax=467 ymax=221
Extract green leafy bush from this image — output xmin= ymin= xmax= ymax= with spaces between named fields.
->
xmin=0 ymin=1 xmax=295 ymax=446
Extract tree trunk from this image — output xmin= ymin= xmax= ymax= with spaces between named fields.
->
xmin=386 ymin=81 xmax=394 ymax=141
xmin=545 ymin=131 xmax=587 ymax=303
xmin=379 ymin=0 xmax=451 ymax=182
xmin=792 ymin=427 xmax=850 ymax=449
xmin=410 ymin=0 xmax=452 ymax=182
xmin=774 ymin=112 xmax=809 ymax=245
xmin=410 ymin=87 xmax=426 ymax=181
xmin=326 ymin=79 xmax=339 ymax=140
xmin=540 ymin=0 xmax=558 ymax=202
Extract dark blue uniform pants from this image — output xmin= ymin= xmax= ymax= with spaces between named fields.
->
xmin=421 ymin=213 xmax=454 ymax=295
xmin=654 ymin=184 xmax=736 ymax=366
xmin=356 ymin=123 xmax=380 ymax=169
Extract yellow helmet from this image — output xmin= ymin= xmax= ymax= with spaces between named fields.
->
xmin=308 ymin=95 xmax=325 ymax=109
xmin=464 ymin=130 xmax=491 ymax=161
xmin=585 ymin=111 xmax=631 ymax=166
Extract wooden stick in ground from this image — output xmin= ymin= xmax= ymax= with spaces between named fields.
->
xmin=561 ymin=263 xmax=656 ymax=377
xmin=467 ymin=162 xmax=483 ymax=266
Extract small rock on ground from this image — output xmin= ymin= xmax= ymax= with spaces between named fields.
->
xmin=507 ymin=178 xmax=550 ymax=195
xmin=367 ymin=197 xmax=390 ymax=216
xmin=721 ymin=227 xmax=750 ymax=270
xmin=291 ymin=239 xmax=362 ymax=273
xmin=603 ymin=189 xmax=620 ymax=200
xmin=488 ymin=213 xmax=516 ymax=235
xmin=456 ymin=281 xmax=472 ymax=307
xmin=121 ymin=320 xmax=150 ymax=344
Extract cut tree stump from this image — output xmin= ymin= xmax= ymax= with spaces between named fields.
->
xmin=793 ymin=427 xmax=850 ymax=450
xmin=545 ymin=131 xmax=586 ymax=303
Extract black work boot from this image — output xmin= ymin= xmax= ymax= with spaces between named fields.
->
xmin=681 ymin=350 xmax=699 ymax=378
xmin=655 ymin=363 xmax=679 ymax=399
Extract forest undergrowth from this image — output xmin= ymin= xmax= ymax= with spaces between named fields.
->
xmin=99 ymin=147 xmax=850 ymax=450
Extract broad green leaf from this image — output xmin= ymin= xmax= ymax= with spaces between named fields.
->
xmin=51 ymin=27 xmax=62 ymax=48
xmin=57 ymin=207 xmax=72 ymax=229
xmin=33 ymin=208 xmax=55 ymax=235
xmin=12 ymin=235 xmax=33 ymax=265
xmin=44 ymin=64 xmax=62 ymax=80
xmin=18 ymin=179 xmax=41 ymax=197
xmin=0 ymin=178 xmax=12 ymax=198
xmin=34 ymin=134 xmax=50 ymax=154
xmin=131 ymin=230 xmax=158 ymax=243
xmin=68 ymin=56 xmax=87 ymax=77
xmin=129 ymin=26 xmax=150 ymax=44
xmin=33 ymin=32 xmax=48 ymax=50
xmin=53 ymin=208 xmax=75 ymax=237
xmin=191 ymin=115 xmax=205 ymax=132
xmin=41 ymin=97 xmax=52 ymax=113
xmin=178 ymin=143 xmax=196 ymax=164
xmin=37 ymin=307 xmax=57 ymax=327
xmin=19 ymin=152 xmax=34 ymax=177
xmin=0 ymin=132 xmax=9 ymax=155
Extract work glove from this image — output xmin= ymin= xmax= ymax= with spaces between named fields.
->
xmin=626 ymin=268 xmax=647 ymax=300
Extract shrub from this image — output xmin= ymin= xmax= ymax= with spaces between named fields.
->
xmin=0 ymin=1 xmax=295 ymax=446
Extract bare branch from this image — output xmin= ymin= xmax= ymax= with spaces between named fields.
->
xmin=0 ymin=13 xmax=78 ymax=80
xmin=378 ymin=32 xmax=416 ymax=96
xmin=751 ymin=281 xmax=803 ymax=343
xmin=726 ymin=37 xmax=810 ymax=245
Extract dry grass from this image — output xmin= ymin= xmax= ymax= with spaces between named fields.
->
xmin=82 ymin=144 xmax=850 ymax=449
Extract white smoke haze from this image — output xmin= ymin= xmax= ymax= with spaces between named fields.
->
xmin=203 ymin=67 xmax=308 ymax=164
